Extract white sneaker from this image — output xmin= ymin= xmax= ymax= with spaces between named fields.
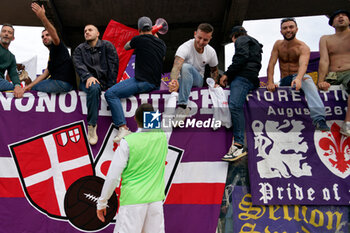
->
xmin=113 ymin=127 xmax=132 ymax=144
xmin=221 ymin=145 xmax=247 ymax=162
xmin=173 ymin=107 xmax=190 ymax=127
xmin=88 ymin=125 xmax=98 ymax=145
xmin=340 ymin=122 xmax=350 ymax=137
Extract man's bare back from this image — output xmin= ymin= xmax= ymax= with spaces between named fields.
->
xmin=276 ymin=39 xmax=310 ymax=78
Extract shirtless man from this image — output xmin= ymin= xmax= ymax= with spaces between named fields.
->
xmin=267 ymin=17 xmax=329 ymax=131
xmin=318 ymin=10 xmax=350 ymax=136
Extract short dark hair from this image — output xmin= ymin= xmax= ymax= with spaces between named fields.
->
xmin=281 ymin=18 xmax=297 ymax=27
xmin=1 ymin=23 xmax=14 ymax=33
xmin=230 ymin=26 xmax=247 ymax=39
xmin=140 ymin=26 xmax=152 ymax=32
xmin=84 ymin=24 xmax=99 ymax=32
xmin=197 ymin=23 xmax=214 ymax=34
xmin=135 ymin=103 xmax=154 ymax=126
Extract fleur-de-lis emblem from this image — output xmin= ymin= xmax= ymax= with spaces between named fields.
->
xmin=315 ymin=121 xmax=350 ymax=178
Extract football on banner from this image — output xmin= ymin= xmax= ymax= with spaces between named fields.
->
xmin=64 ymin=176 xmax=118 ymax=231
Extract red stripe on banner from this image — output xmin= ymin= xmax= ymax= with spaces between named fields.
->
xmin=165 ymin=183 xmax=225 ymax=205
xmin=0 ymin=178 xmax=24 ymax=197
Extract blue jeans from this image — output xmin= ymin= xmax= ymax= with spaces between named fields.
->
xmin=105 ymin=78 xmax=157 ymax=127
xmin=280 ymin=74 xmax=326 ymax=124
xmin=80 ymin=82 xmax=101 ymax=126
xmin=178 ymin=63 xmax=203 ymax=105
xmin=229 ymin=76 xmax=255 ymax=146
xmin=32 ymin=79 xmax=73 ymax=93
xmin=0 ymin=78 xmax=14 ymax=91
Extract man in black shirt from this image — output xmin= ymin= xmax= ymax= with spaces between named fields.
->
xmin=105 ymin=16 xmax=167 ymax=144
xmin=25 ymin=3 xmax=76 ymax=93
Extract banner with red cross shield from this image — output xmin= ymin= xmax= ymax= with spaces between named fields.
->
xmin=9 ymin=121 xmax=94 ymax=219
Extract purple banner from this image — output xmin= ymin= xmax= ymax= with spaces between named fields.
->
xmin=0 ymin=88 xmax=228 ymax=233
xmin=246 ymin=87 xmax=350 ymax=205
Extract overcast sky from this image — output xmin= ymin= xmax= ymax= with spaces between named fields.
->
xmin=3 ymin=15 xmax=335 ymax=82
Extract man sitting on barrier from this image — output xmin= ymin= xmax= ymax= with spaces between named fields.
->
xmin=266 ymin=17 xmax=329 ymax=131
xmin=73 ymin=24 xmax=119 ymax=146
xmin=104 ymin=16 xmax=166 ymax=144
xmin=170 ymin=23 xmax=219 ymax=123
xmin=0 ymin=23 xmax=24 ymax=98
xmin=318 ymin=10 xmax=350 ymax=136
xmin=25 ymin=3 xmax=76 ymax=93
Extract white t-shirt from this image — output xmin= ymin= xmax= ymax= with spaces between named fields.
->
xmin=175 ymin=39 xmax=218 ymax=77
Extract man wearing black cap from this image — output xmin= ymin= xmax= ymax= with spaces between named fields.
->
xmin=266 ymin=18 xmax=329 ymax=132
xmin=220 ymin=26 xmax=263 ymax=162
xmin=318 ymin=10 xmax=350 ymax=136
xmin=105 ymin=16 xmax=167 ymax=144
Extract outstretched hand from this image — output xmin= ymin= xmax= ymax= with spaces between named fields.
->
xmin=31 ymin=2 xmax=46 ymax=20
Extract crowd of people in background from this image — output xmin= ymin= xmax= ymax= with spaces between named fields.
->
xmin=0 ymin=3 xmax=349 ymax=232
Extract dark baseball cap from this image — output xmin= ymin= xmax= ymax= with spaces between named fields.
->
xmin=229 ymin=26 xmax=247 ymax=38
xmin=138 ymin=16 xmax=152 ymax=30
xmin=328 ymin=9 xmax=350 ymax=26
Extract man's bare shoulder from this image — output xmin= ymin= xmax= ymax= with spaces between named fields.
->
xmin=274 ymin=40 xmax=284 ymax=46
xmin=321 ymin=32 xmax=350 ymax=49
xmin=272 ymin=40 xmax=284 ymax=50
xmin=321 ymin=32 xmax=350 ymax=41
xmin=320 ymin=34 xmax=334 ymax=42
xmin=298 ymin=40 xmax=310 ymax=51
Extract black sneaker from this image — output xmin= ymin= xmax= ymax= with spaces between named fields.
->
xmin=221 ymin=145 xmax=247 ymax=162
xmin=315 ymin=120 xmax=330 ymax=131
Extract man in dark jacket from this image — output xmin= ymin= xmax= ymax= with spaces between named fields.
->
xmin=220 ymin=26 xmax=263 ymax=162
xmin=73 ymin=24 xmax=119 ymax=146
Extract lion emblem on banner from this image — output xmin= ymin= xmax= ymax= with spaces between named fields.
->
xmin=252 ymin=119 xmax=312 ymax=178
